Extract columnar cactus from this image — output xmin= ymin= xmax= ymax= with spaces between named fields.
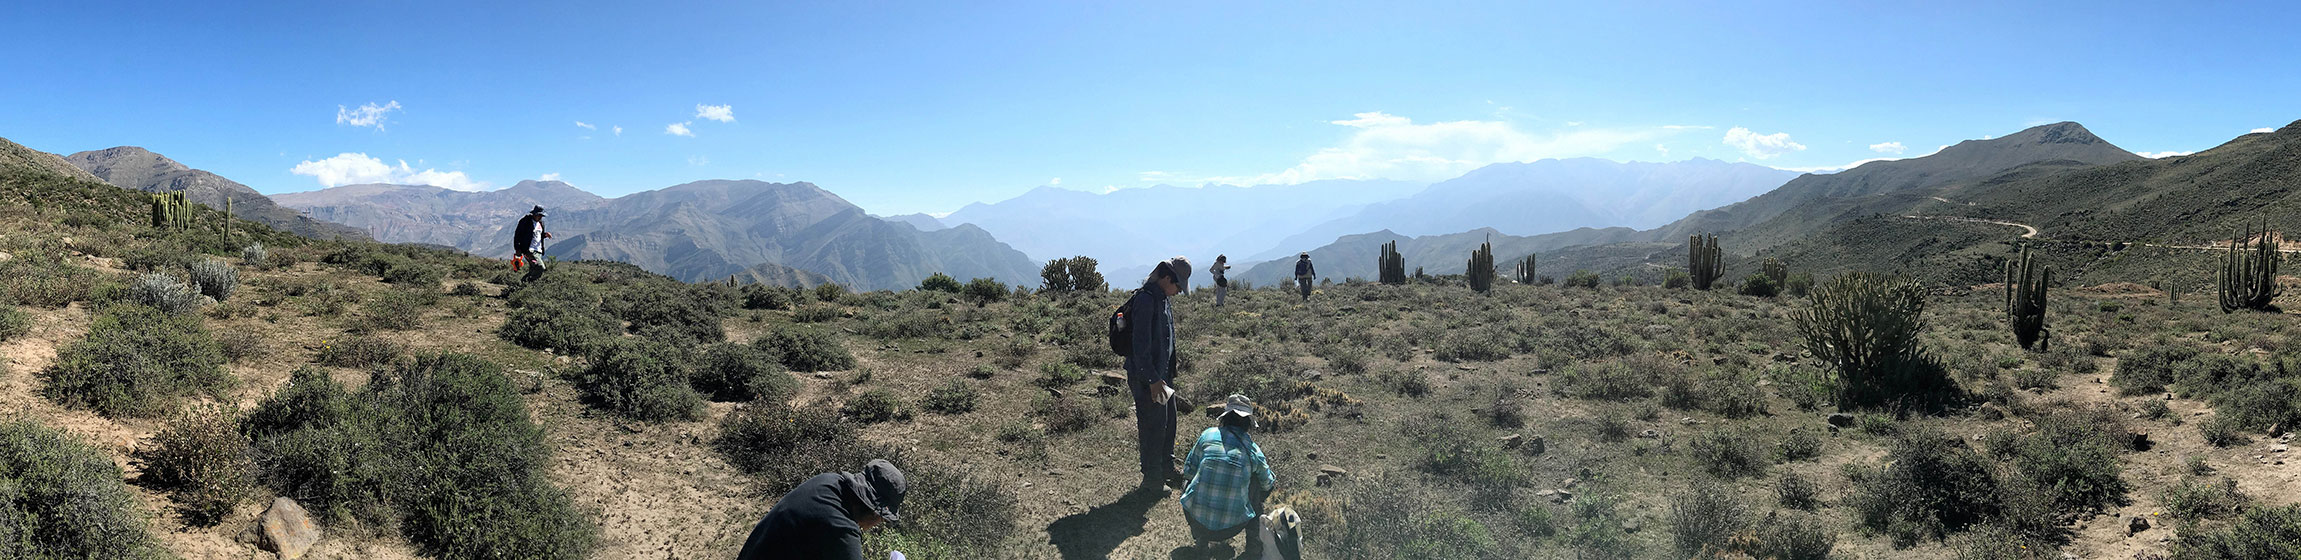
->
xmin=1762 ymin=257 xmax=1789 ymax=286
xmin=2003 ymin=246 xmax=2049 ymax=351
xmin=1466 ymin=237 xmax=1496 ymax=293
xmin=149 ymin=192 xmax=193 ymax=231
xmin=1689 ymin=233 xmax=1724 ymax=291
xmin=1512 ymin=254 xmax=1538 ymax=285
xmin=1377 ymin=240 xmax=1407 ymax=285
xmin=2219 ymin=222 xmax=2282 ymax=313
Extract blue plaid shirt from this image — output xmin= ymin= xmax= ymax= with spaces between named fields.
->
xmin=1178 ymin=426 xmax=1274 ymax=530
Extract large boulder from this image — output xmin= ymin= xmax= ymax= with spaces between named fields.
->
xmin=258 ymin=497 xmax=321 ymax=560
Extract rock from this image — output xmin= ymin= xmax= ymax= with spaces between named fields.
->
xmin=814 ymin=372 xmax=834 ymax=379
xmin=1530 ymin=368 xmax=1551 ymax=375
xmin=2130 ymin=431 xmax=2153 ymax=451
xmin=1638 ymin=429 xmax=1660 ymax=439
xmin=1306 ymin=452 xmax=1319 ymax=460
xmin=1527 ymin=435 xmax=1546 ymax=454
xmin=2129 ymin=516 xmax=2150 ymax=534
xmin=1621 ymin=518 xmax=1641 ymax=533
xmin=1320 ymin=465 xmax=1348 ymax=476
xmin=259 ymin=497 xmax=321 ymax=560
xmin=1098 ymin=372 xmax=1127 ymax=387
xmin=1500 ymin=434 xmax=1523 ymax=449
xmin=195 ymin=295 xmax=217 ymax=307
xmin=1550 ymin=489 xmax=1574 ymax=504
xmin=2274 ymin=444 xmax=2289 ymax=453
xmin=1827 ymin=413 xmax=1857 ymax=427
xmin=0 ymin=251 xmax=10 ymax=262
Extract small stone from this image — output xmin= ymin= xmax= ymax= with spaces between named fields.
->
xmin=1098 ymin=372 xmax=1127 ymax=387
xmin=1320 ymin=465 xmax=1348 ymax=476
xmin=1306 ymin=452 xmax=1319 ymax=460
xmin=1316 ymin=473 xmax=1335 ymax=487
xmin=1638 ymin=429 xmax=1660 ymax=439
xmin=1551 ymin=489 xmax=1574 ymax=504
xmin=1081 ymin=462 xmax=1095 ymax=468
xmin=1500 ymin=434 xmax=1524 ymax=449
xmin=1530 ymin=369 xmax=1551 ymax=375
xmin=2274 ymin=444 xmax=2289 ymax=453
xmin=814 ymin=372 xmax=834 ymax=379
xmin=1527 ymin=435 xmax=1546 ymax=454
xmin=259 ymin=498 xmax=322 ymax=560
xmin=1046 ymin=469 xmax=1064 ymax=476
xmin=2129 ymin=516 xmax=2150 ymax=534
xmin=1827 ymin=413 xmax=1857 ymax=427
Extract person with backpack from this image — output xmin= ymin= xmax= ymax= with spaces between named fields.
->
xmin=1117 ymin=256 xmax=1190 ymax=493
xmin=1293 ymin=253 xmax=1316 ymax=302
xmin=512 ymin=205 xmax=552 ymax=282
xmin=1209 ymin=255 xmax=1231 ymax=307
xmin=735 ymin=459 xmax=908 ymax=560
xmin=1180 ymin=394 xmax=1277 ymax=557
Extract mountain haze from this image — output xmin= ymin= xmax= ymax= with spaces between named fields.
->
xmin=941 ymin=179 xmax=1427 ymax=277
xmin=1235 ymin=226 xmax=1641 ymax=287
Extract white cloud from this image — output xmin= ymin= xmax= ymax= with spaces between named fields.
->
xmin=1661 ymin=125 xmax=1714 ymax=130
xmin=1049 ymin=177 xmax=1062 ymax=185
xmin=574 ymin=121 xmax=595 ymax=130
xmin=687 ymin=155 xmax=710 ymax=166
xmin=613 ymin=126 xmax=623 ymax=136
xmin=2137 ymin=150 xmax=2195 ymax=159
xmin=291 ymin=153 xmax=489 ymax=191
xmin=1868 ymin=141 xmax=1907 ymax=154
xmin=695 ymin=104 xmax=735 ymax=123
xmin=540 ymin=172 xmax=562 ymax=181
xmin=1722 ymin=127 xmax=1806 ymax=159
xmin=335 ymin=101 xmax=402 ymax=130
xmin=1192 ymin=112 xmax=1669 ymax=185
xmin=1565 ymin=121 xmax=1584 ymax=127
xmin=665 ymin=122 xmax=694 ymax=137
xmin=2253 ymin=127 xmax=2276 ymax=134
xmin=1654 ymin=144 xmax=1670 ymax=157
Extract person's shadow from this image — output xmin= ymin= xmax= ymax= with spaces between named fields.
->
xmin=1046 ymin=489 xmax=1164 ymax=560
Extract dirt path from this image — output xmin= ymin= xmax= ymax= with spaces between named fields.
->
xmin=1900 ymin=214 xmax=2040 ymax=238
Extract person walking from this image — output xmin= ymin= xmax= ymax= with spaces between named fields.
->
xmin=735 ymin=459 xmax=909 ymax=560
xmin=1125 ymin=256 xmax=1190 ymax=493
xmin=1209 ymin=255 xmax=1231 ymax=307
xmin=512 ymin=205 xmax=552 ymax=282
xmin=1292 ymin=253 xmax=1316 ymax=302
xmin=1180 ymin=394 xmax=1277 ymax=557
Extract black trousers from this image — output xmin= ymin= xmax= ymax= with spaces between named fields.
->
xmin=518 ymin=251 xmax=547 ymax=282
xmin=1129 ymin=377 xmax=1176 ymax=484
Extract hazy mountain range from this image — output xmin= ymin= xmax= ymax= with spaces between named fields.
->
xmin=63 ymin=147 xmax=369 ymax=240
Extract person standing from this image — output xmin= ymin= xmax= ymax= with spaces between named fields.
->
xmin=1292 ymin=253 xmax=1316 ymax=302
xmin=1180 ymin=394 xmax=1276 ymax=556
xmin=512 ymin=205 xmax=552 ymax=282
xmin=735 ymin=459 xmax=909 ymax=560
xmin=1125 ymin=256 xmax=1190 ymax=493
xmin=1209 ymin=255 xmax=1231 ymax=307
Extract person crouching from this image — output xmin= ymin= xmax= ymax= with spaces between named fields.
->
xmin=1179 ymin=394 xmax=1276 ymax=557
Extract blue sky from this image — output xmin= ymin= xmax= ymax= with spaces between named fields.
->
xmin=2 ymin=1 xmax=2295 ymax=215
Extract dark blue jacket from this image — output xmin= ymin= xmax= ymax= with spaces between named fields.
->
xmin=736 ymin=473 xmax=871 ymax=560
xmin=1294 ymin=258 xmax=1315 ymax=278
xmin=1124 ymin=287 xmax=1174 ymax=384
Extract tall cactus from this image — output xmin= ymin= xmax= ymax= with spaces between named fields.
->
xmin=149 ymin=192 xmax=192 ymax=231
xmin=1512 ymin=254 xmax=1538 ymax=285
xmin=1761 ymin=257 xmax=1789 ymax=286
xmin=2003 ymin=246 xmax=2050 ymax=351
xmin=1689 ymin=233 xmax=1724 ymax=290
xmin=2219 ymin=222 xmax=2282 ymax=313
xmin=1467 ymin=237 xmax=1496 ymax=293
xmin=1377 ymin=240 xmax=1407 ymax=285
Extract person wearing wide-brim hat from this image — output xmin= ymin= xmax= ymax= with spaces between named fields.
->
xmin=1292 ymin=252 xmax=1316 ymax=302
xmin=737 ymin=459 xmax=909 ymax=560
xmin=1178 ymin=394 xmax=1276 ymax=555
xmin=511 ymin=205 xmax=553 ymax=282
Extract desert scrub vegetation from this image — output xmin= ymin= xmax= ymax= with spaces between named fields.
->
xmin=692 ymin=342 xmax=796 ymax=403
xmin=44 ymin=304 xmax=230 ymax=417
xmin=243 ymin=358 xmax=596 ymax=559
xmin=577 ymin=337 xmax=705 ymax=421
xmin=920 ymin=379 xmax=980 ymax=414
xmin=605 ymin=280 xmax=726 ymax=345
xmin=315 ymin=334 xmax=406 ymax=369
xmin=0 ymin=303 xmax=28 ymax=341
xmin=842 ymin=388 xmax=909 ymax=423
xmin=0 ymin=248 xmax=101 ymax=307
xmin=497 ymin=276 xmax=620 ymax=355
xmin=136 ymin=404 xmax=255 ymax=525
xmin=755 ymin=326 xmax=856 ymax=372
xmin=1795 ymin=271 xmax=1957 ymax=409
xmin=186 ymin=257 xmax=237 ymax=301
xmin=0 ymin=418 xmax=171 ymax=560
xmin=125 ymin=270 xmax=203 ymax=315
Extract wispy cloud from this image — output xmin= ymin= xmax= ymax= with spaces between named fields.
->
xmin=2136 ymin=150 xmax=2195 ymax=159
xmin=665 ymin=122 xmax=694 ymax=137
xmin=336 ymin=101 xmax=402 ymax=130
xmin=1868 ymin=141 xmax=1906 ymax=154
xmin=1661 ymin=125 xmax=1714 ymax=130
xmin=291 ymin=153 xmax=488 ymax=191
xmin=613 ymin=126 xmax=623 ymax=136
xmin=687 ymin=155 xmax=710 ymax=166
xmin=1048 ymin=177 xmax=1062 ymax=185
xmin=1176 ymin=112 xmax=1672 ymax=186
xmin=2253 ymin=127 xmax=2277 ymax=134
xmin=539 ymin=172 xmax=562 ymax=181
xmin=695 ymin=104 xmax=735 ymax=123
xmin=1655 ymin=144 xmax=1670 ymax=157
xmin=574 ymin=121 xmax=595 ymax=130
xmin=1722 ymin=127 xmax=1806 ymax=159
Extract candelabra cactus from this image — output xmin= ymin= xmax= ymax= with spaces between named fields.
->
xmin=2003 ymin=246 xmax=2049 ymax=351
xmin=1762 ymin=257 xmax=1788 ymax=286
xmin=149 ymin=192 xmax=192 ymax=231
xmin=1689 ymin=233 xmax=1724 ymax=290
xmin=1377 ymin=240 xmax=1407 ymax=285
xmin=1512 ymin=254 xmax=1537 ymax=285
xmin=2219 ymin=222 xmax=2282 ymax=313
xmin=1467 ymin=237 xmax=1496 ymax=293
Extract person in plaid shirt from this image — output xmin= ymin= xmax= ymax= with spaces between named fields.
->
xmin=1179 ymin=394 xmax=1276 ymax=554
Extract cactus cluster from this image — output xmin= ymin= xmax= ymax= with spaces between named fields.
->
xmin=2219 ymin=222 xmax=2282 ymax=313
xmin=1688 ymin=233 xmax=1724 ymax=290
xmin=1512 ymin=254 xmax=1538 ymax=285
xmin=1377 ymin=240 xmax=1407 ymax=285
xmin=2003 ymin=246 xmax=2049 ymax=351
xmin=150 ymin=192 xmax=192 ymax=231
xmin=1761 ymin=258 xmax=1788 ymax=286
xmin=1466 ymin=237 xmax=1496 ymax=293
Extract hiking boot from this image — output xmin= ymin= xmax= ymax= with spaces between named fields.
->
xmin=1165 ymin=469 xmax=1188 ymax=488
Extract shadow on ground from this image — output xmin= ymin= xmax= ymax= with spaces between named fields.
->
xmin=1045 ymin=489 xmax=1163 ymax=560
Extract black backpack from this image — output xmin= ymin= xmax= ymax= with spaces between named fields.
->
xmin=1109 ymin=289 xmax=1143 ymax=356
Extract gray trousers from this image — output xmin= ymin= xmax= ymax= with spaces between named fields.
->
xmin=1129 ymin=377 xmax=1176 ymax=484
xmin=1297 ymin=278 xmax=1313 ymax=300
xmin=1214 ymin=285 xmax=1228 ymax=307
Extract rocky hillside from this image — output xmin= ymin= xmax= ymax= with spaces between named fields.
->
xmin=64 ymin=146 xmax=369 ymax=240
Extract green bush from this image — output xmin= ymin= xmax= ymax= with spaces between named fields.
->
xmin=2008 ymin=410 xmax=2130 ymax=514
xmin=0 ymin=418 xmax=170 ymax=560
xmin=793 ymin=304 xmax=841 ymax=323
xmin=859 ymin=461 xmax=1020 ymax=559
xmin=693 ymin=343 xmax=796 ymax=403
xmin=843 ymin=388 xmax=908 ymax=423
xmin=1794 ymin=272 xmax=1954 ymax=408
xmin=243 ymin=357 xmax=596 ymax=559
xmin=1848 ymin=431 xmax=2001 ymax=547
xmin=379 ymin=261 xmax=444 ymax=287
xmin=126 ymin=271 xmax=202 ymax=315
xmin=187 ymin=258 xmax=238 ymax=301
xmin=921 ymin=379 xmax=980 ymax=414
xmin=2200 ymin=415 xmax=2247 ymax=447
xmin=1738 ymin=272 xmax=1779 ymax=297
xmin=2171 ymin=504 xmax=2301 ymax=560
xmin=1565 ymin=270 xmax=1602 ymax=288
xmin=608 ymin=283 xmax=724 ymax=345
xmin=1434 ymin=326 xmax=1512 ymax=362
xmin=497 ymin=280 xmax=619 ymax=356
xmin=0 ymin=250 xmax=101 ymax=307
xmin=360 ymin=288 xmax=427 ymax=331
xmin=1669 ymin=482 xmax=1750 ymax=558
xmin=0 ymin=304 xmax=28 ymax=341
xmin=1560 ymin=358 xmax=1663 ymax=401
xmin=740 ymin=284 xmax=798 ymax=310
xmin=1753 ymin=511 xmax=1837 ymax=560
xmin=756 ymin=327 xmax=856 ymax=372
xmin=1689 ymin=427 xmax=1769 ymax=479
xmin=716 ymin=399 xmax=894 ymax=491
xmin=814 ymin=282 xmax=849 ymax=302
xmin=1032 ymin=394 xmax=1096 ymax=434
xmin=136 ymin=405 xmax=254 ymax=525
xmin=2163 ymin=476 xmax=2249 ymax=523
xmin=44 ymin=304 xmax=230 ymax=418
xmin=1777 ymin=471 xmax=1821 ymax=510
xmin=919 ymin=272 xmax=962 ymax=293
xmin=1411 ymin=422 xmax=1522 ymax=489
xmin=577 ymin=338 xmax=704 ymax=422
xmin=316 ymin=334 xmax=405 ymax=369
xmin=1377 ymin=369 xmax=1431 ymax=397
xmin=2112 ymin=343 xmax=2197 ymax=395
xmin=1777 ymin=429 xmax=1824 ymax=462
xmin=961 ymin=277 xmax=1008 ymax=303
xmin=1783 ymin=273 xmax=1815 ymax=297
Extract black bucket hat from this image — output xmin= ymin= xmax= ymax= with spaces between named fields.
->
xmin=529 ymin=205 xmax=546 ymax=217
xmin=858 ymin=459 xmax=907 ymax=523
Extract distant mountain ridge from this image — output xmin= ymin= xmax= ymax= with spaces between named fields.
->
xmin=44 ymin=146 xmax=367 ymax=240
xmin=941 ymin=179 xmax=1429 ymax=277
xmin=278 ymin=179 xmax=1041 ymax=290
